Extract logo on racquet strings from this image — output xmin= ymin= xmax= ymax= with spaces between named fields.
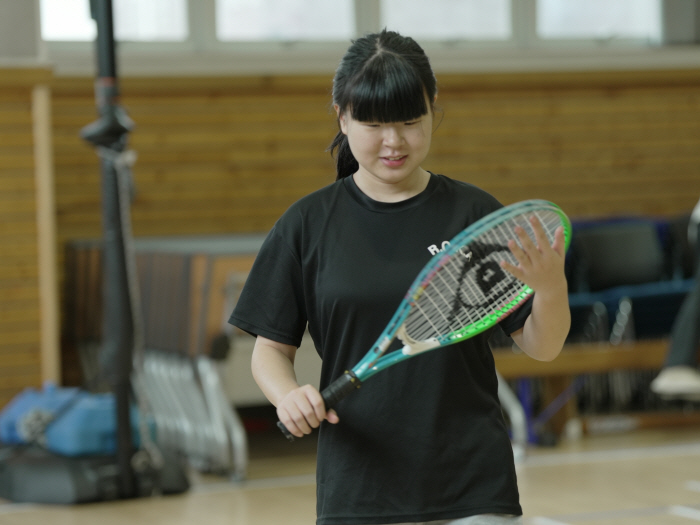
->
xmin=449 ymin=240 xmax=521 ymax=317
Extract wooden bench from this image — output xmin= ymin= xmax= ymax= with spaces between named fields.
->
xmin=493 ymin=339 xmax=678 ymax=438
xmin=493 ymin=339 xmax=668 ymax=379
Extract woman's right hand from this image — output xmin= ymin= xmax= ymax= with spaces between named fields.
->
xmin=251 ymin=335 xmax=339 ymax=439
xmin=277 ymin=384 xmax=339 ymax=438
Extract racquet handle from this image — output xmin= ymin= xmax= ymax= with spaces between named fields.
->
xmin=277 ymin=370 xmax=361 ymax=441
xmin=322 ymin=370 xmax=362 ymax=409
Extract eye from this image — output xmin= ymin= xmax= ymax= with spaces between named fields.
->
xmin=405 ymin=120 xmax=420 ymax=126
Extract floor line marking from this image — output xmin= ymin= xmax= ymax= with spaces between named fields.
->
xmin=670 ymin=505 xmax=700 ymax=521
xmin=522 ymin=442 xmax=700 ymax=467
xmin=529 ymin=517 xmax=571 ymax=525
xmin=192 ymin=473 xmax=316 ymax=494
xmin=529 ymin=505 xmax=689 ymax=523
xmin=0 ymin=503 xmax=40 ymax=515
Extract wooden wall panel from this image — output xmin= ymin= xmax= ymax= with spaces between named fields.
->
xmin=428 ymin=74 xmax=700 ymax=217
xmin=52 ymin=70 xmax=700 ymax=253
xmin=51 ymin=76 xmax=339 ymax=244
xmin=0 ymin=69 xmax=51 ymax=408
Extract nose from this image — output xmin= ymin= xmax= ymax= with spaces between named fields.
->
xmin=382 ymin=125 xmax=404 ymax=147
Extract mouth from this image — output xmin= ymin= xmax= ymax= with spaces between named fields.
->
xmin=381 ymin=155 xmax=407 ymax=167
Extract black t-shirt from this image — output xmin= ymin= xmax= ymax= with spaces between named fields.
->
xmin=230 ymin=173 xmax=531 ymax=525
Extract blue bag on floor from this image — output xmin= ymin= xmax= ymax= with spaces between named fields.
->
xmin=0 ymin=383 xmax=83 ymax=445
xmin=0 ymin=382 xmax=154 ymax=456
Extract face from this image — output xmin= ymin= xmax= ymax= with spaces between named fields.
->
xmin=336 ymin=105 xmax=433 ymax=189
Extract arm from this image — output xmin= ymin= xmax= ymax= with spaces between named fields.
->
xmin=501 ymin=216 xmax=571 ymax=362
xmin=251 ymin=335 xmax=338 ymax=438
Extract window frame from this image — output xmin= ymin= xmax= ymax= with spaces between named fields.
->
xmin=41 ymin=0 xmax=700 ymax=77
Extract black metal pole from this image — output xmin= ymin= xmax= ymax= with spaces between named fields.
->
xmin=80 ymin=0 xmax=137 ymax=499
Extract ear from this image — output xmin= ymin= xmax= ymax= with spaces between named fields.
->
xmin=334 ymin=104 xmax=348 ymax=135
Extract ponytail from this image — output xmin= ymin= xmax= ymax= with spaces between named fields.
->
xmin=328 ymin=130 xmax=358 ymax=181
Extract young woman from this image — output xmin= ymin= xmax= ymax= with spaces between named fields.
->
xmin=230 ymin=30 xmax=570 ymax=525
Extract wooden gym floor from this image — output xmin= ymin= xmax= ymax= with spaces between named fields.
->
xmin=1 ymin=413 xmax=700 ymax=525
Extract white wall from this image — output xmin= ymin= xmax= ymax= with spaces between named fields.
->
xmin=0 ymin=0 xmax=45 ymax=64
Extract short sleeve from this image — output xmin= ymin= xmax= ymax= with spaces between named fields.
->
xmin=228 ymin=225 xmax=308 ymax=347
xmin=498 ymin=295 xmax=533 ymax=336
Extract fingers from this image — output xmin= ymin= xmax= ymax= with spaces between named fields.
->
xmin=551 ymin=225 xmax=566 ymax=257
xmin=277 ymin=385 xmax=337 ymax=438
xmin=326 ymin=409 xmax=340 ymax=424
xmin=505 ymin=221 xmax=541 ymax=270
xmin=500 ymin=247 xmax=523 ymax=278
xmin=509 ymin=215 xmax=558 ymax=262
xmin=500 ymin=214 xmax=566 ymax=290
xmin=513 ymin=227 xmax=537 ymax=263
xmin=529 ymin=214 xmax=552 ymax=249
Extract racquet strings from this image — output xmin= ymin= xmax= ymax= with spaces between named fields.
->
xmin=404 ymin=208 xmax=562 ymax=342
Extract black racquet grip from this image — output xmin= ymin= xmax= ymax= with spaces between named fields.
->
xmin=277 ymin=371 xmax=361 ymax=441
xmin=321 ymin=370 xmax=361 ymax=410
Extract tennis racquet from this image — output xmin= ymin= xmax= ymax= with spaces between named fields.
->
xmin=278 ymin=199 xmax=572 ymax=440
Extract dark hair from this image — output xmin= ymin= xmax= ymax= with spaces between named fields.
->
xmin=328 ymin=30 xmax=438 ymax=180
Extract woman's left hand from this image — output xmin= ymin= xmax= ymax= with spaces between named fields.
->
xmin=501 ymin=214 xmax=570 ymax=362
xmin=500 ymin=215 xmax=567 ymax=296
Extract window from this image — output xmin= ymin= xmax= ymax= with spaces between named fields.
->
xmin=381 ymin=0 xmax=511 ymax=41
xmin=39 ymin=0 xmax=188 ymax=41
xmin=40 ymin=0 xmax=95 ymax=41
xmin=537 ymin=0 xmax=662 ymax=41
xmin=216 ymin=0 xmax=354 ymax=42
xmin=38 ymin=0 xmax=676 ymax=76
xmin=39 ymin=0 xmax=665 ymax=45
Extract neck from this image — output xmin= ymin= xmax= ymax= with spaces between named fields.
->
xmin=352 ymin=169 xmax=431 ymax=203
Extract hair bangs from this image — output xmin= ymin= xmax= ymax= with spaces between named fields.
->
xmin=347 ymin=55 xmax=429 ymax=124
